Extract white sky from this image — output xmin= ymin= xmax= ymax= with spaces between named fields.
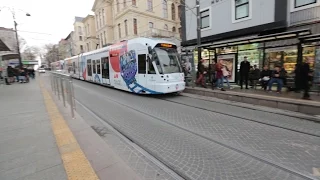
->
xmin=0 ymin=0 xmax=94 ymax=48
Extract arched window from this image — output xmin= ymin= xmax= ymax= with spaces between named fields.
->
xmin=172 ymin=26 xmax=176 ymax=32
xmin=162 ymin=0 xmax=168 ymax=18
xmin=171 ymin=3 xmax=175 ymax=20
xmin=164 ymin=24 xmax=168 ymax=30
xmin=147 ymin=0 xmax=153 ymax=11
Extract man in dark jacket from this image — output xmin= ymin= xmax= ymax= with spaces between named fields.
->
xmin=239 ymin=56 xmax=250 ymax=89
xmin=268 ymin=65 xmax=285 ymax=93
xmin=301 ymin=61 xmax=312 ymax=100
xmin=260 ymin=65 xmax=271 ymax=90
xmin=196 ymin=59 xmax=207 ymax=88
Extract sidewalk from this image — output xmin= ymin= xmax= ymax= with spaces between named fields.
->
xmin=0 ymin=79 xmax=141 ymax=180
xmin=0 ymin=81 xmax=67 ymax=180
xmin=184 ymin=86 xmax=320 ymax=116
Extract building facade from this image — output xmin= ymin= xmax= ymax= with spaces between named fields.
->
xmin=91 ymin=0 xmax=182 ymax=50
xmin=181 ymin=0 xmax=320 ymax=86
xmin=73 ymin=17 xmax=86 ymax=55
xmin=82 ymin=15 xmax=99 ymax=51
xmin=65 ymin=31 xmax=75 ymax=57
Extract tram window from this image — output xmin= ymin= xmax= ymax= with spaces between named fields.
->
xmin=93 ymin=60 xmax=96 ymax=74
xmin=148 ymin=56 xmax=156 ymax=74
xmin=96 ymin=60 xmax=101 ymax=74
xmin=87 ymin=59 xmax=92 ymax=76
xmin=73 ymin=62 xmax=76 ymax=73
xmin=101 ymin=57 xmax=109 ymax=78
xmin=138 ymin=54 xmax=146 ymax=74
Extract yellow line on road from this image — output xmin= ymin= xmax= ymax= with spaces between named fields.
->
xmin=39 ymin=80 xmax=99 ymax=180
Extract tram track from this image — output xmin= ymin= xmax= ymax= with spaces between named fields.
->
xmin=73 ymin=80 xmax=319 ymax=180
xmin=156 ymin=96 xmax=320 ymax=138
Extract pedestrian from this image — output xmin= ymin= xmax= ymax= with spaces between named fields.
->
xmin=196 ymin=59 xmax=207 ymax=88
xmin=301 ymin=59 xmax=312 ymax=100
xmin=210 ymin=62 xmax=216 ymax=90
xmin=215 ymin=60 xmax=225 ymax=91
xmin=267 ymin=65 xmax=285 ymax=93
xmin=260 ymin=65 xmax=271 ymax=91
xmin=239 ymin=56 xmax=250 ymax=89
xmin=221 ymin=64 xmax=231 ymax=89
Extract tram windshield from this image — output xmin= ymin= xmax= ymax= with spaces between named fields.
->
xmin=153 ymin=47 xmax=182 ymax=74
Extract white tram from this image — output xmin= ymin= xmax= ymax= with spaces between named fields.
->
xmin=53 ymin=38 xmax=185 ymax=94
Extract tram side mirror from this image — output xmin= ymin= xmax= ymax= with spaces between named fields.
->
xmin=148 ymin=46 xmax=152 ymax=54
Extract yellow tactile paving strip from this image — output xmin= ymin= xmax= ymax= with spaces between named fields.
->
xmin=39 ymin=80 xmax=99 ymax=180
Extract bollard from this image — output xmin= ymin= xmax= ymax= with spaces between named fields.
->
xmin=60 ymin=77 xmax=66 ymax=107
xmin=69 ymin=76 xmax=75 ymax=118
xmin=56 ymin=75 xmax=60 ymax=100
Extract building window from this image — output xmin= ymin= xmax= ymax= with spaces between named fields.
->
xmin=133 ymin=18 xmax=138 ymax=35
xmin=172 ymin=26 xmax=176 ymax=32
xmin=235 ymin=0 xmax=249 ymax=20
xmin=164 ymin=24 xmax=168 ymax=30
xmin=79 ymin=36 xmax=83 ymax=41
xmin=147 ymin=0 xmax=153 ymax=11
xmin=102 ymin=9 xmax=105 ymax=25
xmin=87 ymin=43 xmax=89 ymax=51
xmin=118 ymin=23 xmax=121 ymax=38
xmin=124 ymin=0 xmax=126 ymax=7
xmin=101 ymin=33 xmax=103 ymax=46
xmin=124 ymin=20 xmax=128 ymax=36
xmin=163 ymin=0 xmax=168 ymax=18
xmin=149 ymin=22 xmax=154 ymax=29
xmin=84 ymin=26 xmax=87 ymax=36
xmin=178 ymin=5 xmax=182 ymax=18
xmin=96 ymin=16 xmax=99 ymax=29
xmin=200 ymin=9 xmax=210 ymax=29
xmin=99 ymin=12 xmax=102 ymax=27
xmin=171 ymin=3 xmax=176 ymax=20
xmin=87 ymin=24 xmax=90 ymax=35
xmin=97 ymin=35 xmax=100 ymax=48
xmin=104 ymin=31 xmax=106 ymax=44
xmin=80 ymin=45 xmax=84 ymax=52
xmin=117 ymin=0 xmax=120 ymax=12
xmin=132 ymin=0 xmax=136 ymax=6
xmin=294 ymin=0 xmax=317 ymax=8
xmin=78 ymin=26 xmax=82 ymax=34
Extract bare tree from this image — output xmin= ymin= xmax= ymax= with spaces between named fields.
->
xmin=42 ymin=44 xmax=60 ymax=64
xmin=21 ymin=45 xmax=40 ymax=60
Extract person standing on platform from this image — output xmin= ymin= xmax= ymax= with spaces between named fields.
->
xmin=301 ymin=59 xmax=312 ymax=100
xmin=196 ymin=59 xmax=207 ymax=88
xmin=240 ymin=56 xmax=251 ymax=89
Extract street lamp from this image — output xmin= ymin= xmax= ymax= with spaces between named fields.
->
xmin=0 ymin=7 xmax=31 ymax=68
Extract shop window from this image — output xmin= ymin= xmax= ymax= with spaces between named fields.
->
xmin=294 ymin=0 xmax=317 ymax=8
xmin=235 ymin=0 xmax=249 ymax=20
xmin=200 ymin=9 xmax=210 ymax=29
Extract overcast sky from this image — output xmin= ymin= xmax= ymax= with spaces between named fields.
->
xmin=0 ymin=0 xmax=93 ymax=48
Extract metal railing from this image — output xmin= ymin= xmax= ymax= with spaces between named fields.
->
xmin=50 ymin=72 xmax=76 ymax=118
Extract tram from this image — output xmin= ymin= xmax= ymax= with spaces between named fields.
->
xmin=53 ymin=38 xmax=185 ymax=94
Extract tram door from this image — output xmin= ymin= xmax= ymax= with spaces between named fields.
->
xmin=101 ymin=57 xmax=110 ymax=85
xmin=87 ymin=59 xmax=92 ymax=81
xmin=137 ymin=54 xmax=147 ymax=87
xmin=94 ymin=59 xmax=102 ymax=83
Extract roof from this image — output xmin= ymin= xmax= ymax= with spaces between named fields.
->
xmin=65 ymin=31 xmax=74 ymax=40
xmin=0 ymin=39 xmax=10 ymax=51
xmin=75 ymin=16 xmax=84 ymax=22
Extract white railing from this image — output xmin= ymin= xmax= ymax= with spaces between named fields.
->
xmin=50 ymin=72 xmax=76 ymax=118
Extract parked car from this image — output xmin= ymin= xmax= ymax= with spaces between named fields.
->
xmin=38 ymin=68 xmax=46 ymax=73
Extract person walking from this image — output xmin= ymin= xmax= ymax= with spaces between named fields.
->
xmin=196 ymin=59 xmax=207 ymax=88
xmin=215 ymin=61 xmax=225 ymax=91
xmin=240 ymin=56 xmax=251 ymax=89
xmin=221 ymin=64 xmax=231 ymax=89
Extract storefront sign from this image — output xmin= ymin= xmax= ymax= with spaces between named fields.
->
xmin=217 ymin=54 xmax=236 ymax=82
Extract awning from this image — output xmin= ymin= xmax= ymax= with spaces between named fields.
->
xmin=0 ymin=53 xmax=20 ymax=61
xmin=299 ymin=33 xmax=320 ymax=43
xmin=0 ymin=39 xmax=10 ymax=51
xmin=200 ymin=29 xmax=311 ymax=49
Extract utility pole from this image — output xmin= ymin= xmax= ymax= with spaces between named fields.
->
xmin=191 ymin=0 xmax=201 ymax=88
xmin=13 ymin=15 xmax=23 ymax=68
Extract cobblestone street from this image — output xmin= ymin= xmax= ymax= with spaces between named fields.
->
xmin=72 ymin=79 xmax=320 ymax=180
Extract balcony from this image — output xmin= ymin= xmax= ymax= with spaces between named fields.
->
xmin=139 ymin=28 xmax=180 ymax=39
